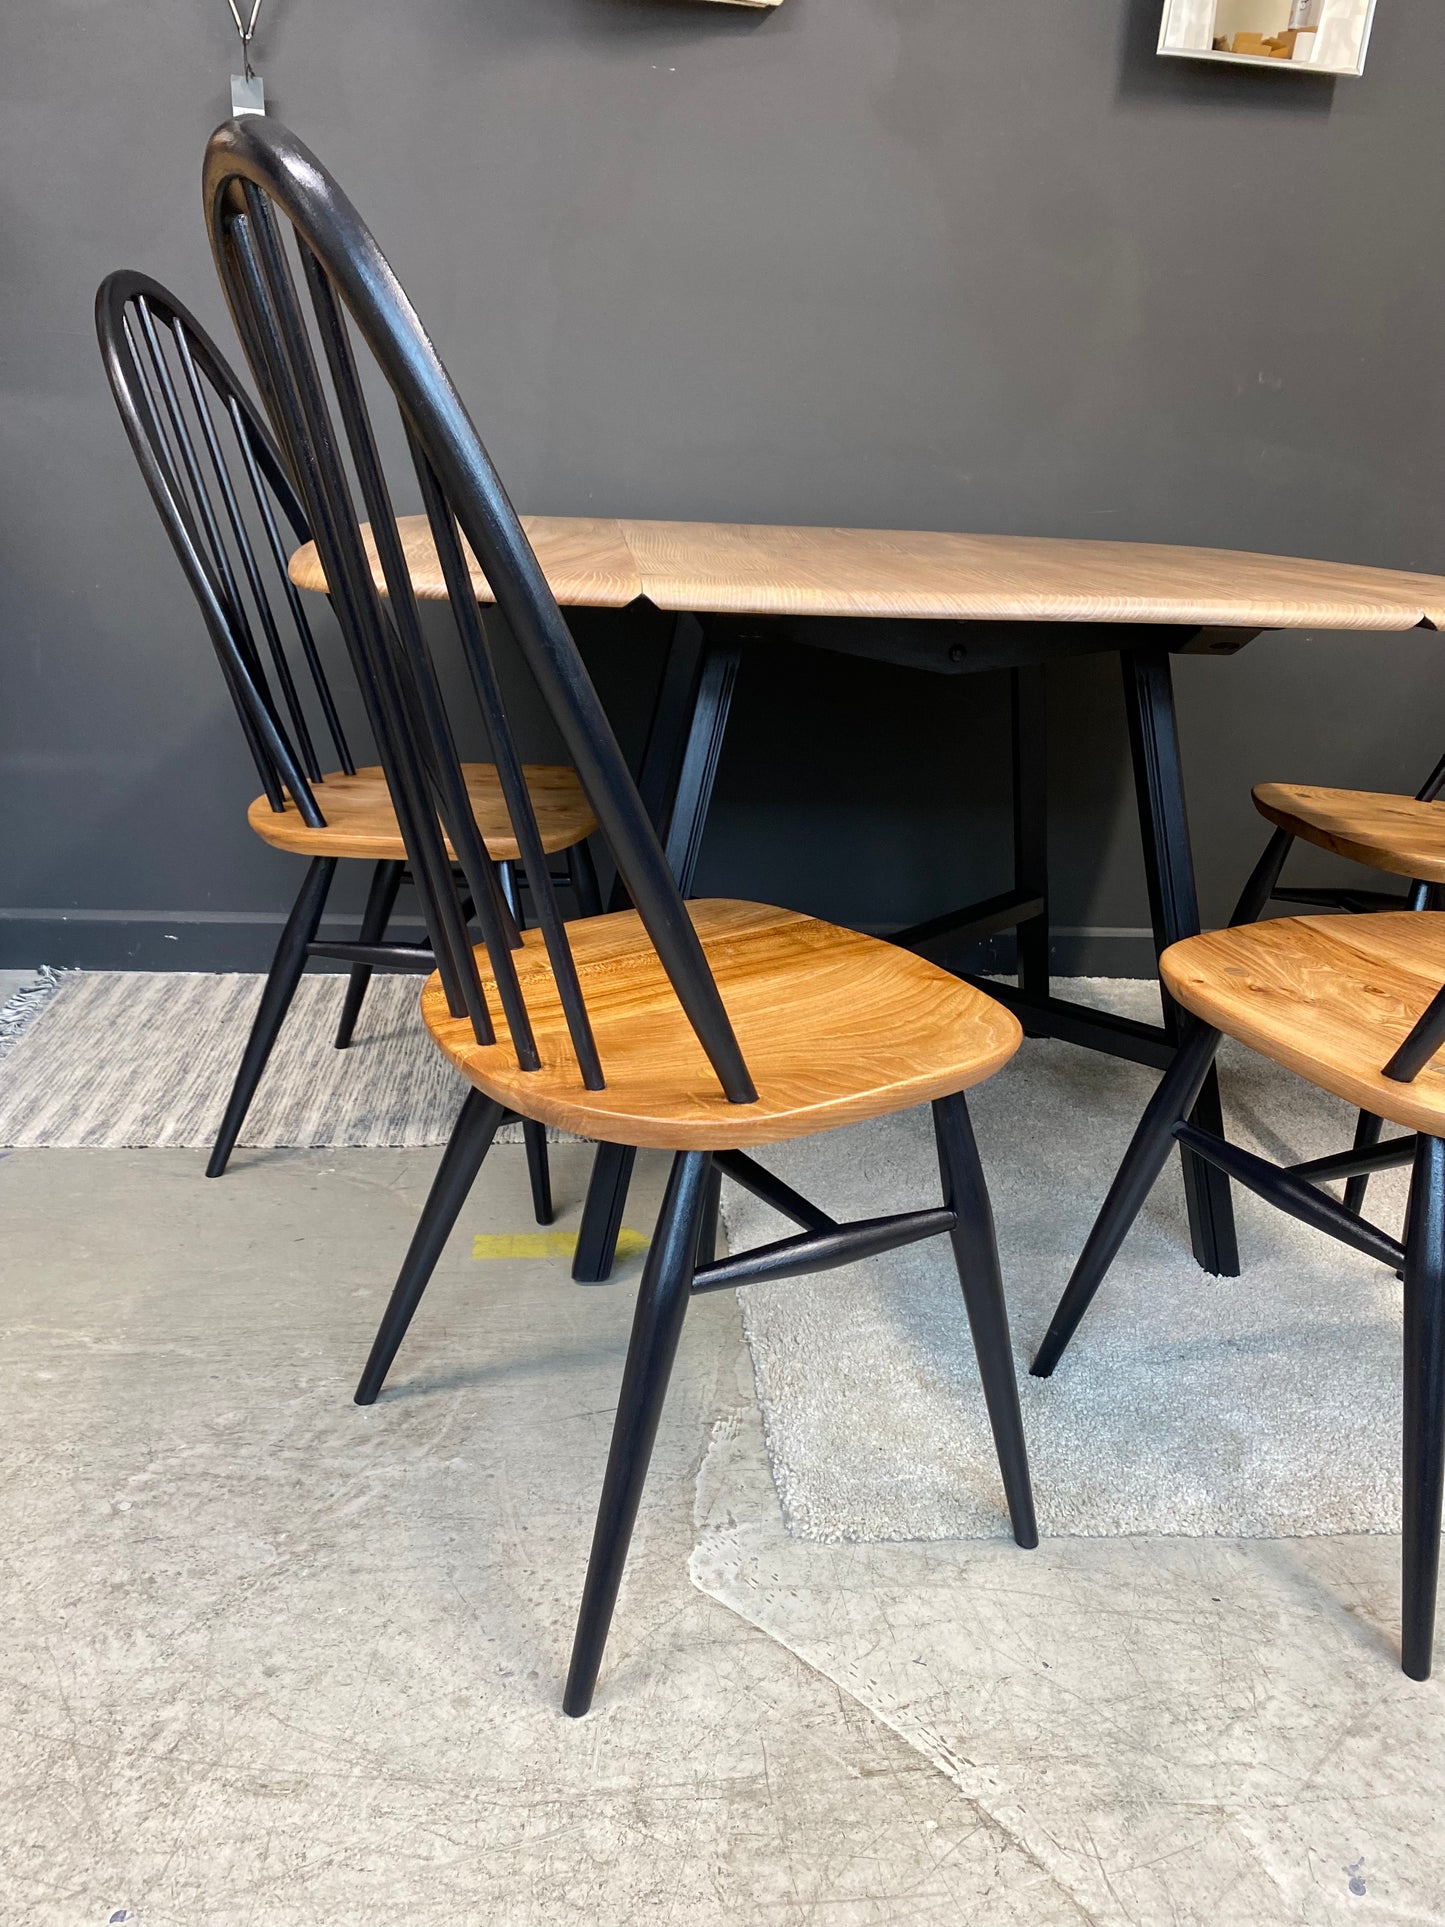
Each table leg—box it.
[1011,665,1050,998]
[607,614,741,906]
[663,633,742,893]
[572,1141,638,1284]
[1120,644,1240,1277]
[576,616,743,1283]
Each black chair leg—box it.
[1343,1109,1386,1217]
[570,839,603,918]
[335,858,404,1048]
[1402,1134,1445,1680]
[1032,1017,1223,1377]
[497,859,521,923]
[207,856,337,1178]
[696,1162,722,1267]
[573,1141,637,1283]
[933,1092,1038,1547]
[564,1149,711,1716]
[523,1118,554,1226]
[354,1089,505,1404]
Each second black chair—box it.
[97,271,602,1211]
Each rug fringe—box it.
[0,967,73,1065]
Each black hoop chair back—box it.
[95,270,354,826]
[201,116,755,1106]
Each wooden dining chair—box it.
[201,113,1038,1714]
[1031,909,1445,1679]
[1229,768,1445,1217]
[96,271,602,1214]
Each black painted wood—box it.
[1011,665,1050,997]
[565,1149,712,1716]
[335,859,404,1048]
[206,854,336,1178]
[572,1142,637,1286]
[353,1088,506,1406]
[933,1090,1038,1547]
[1402,1134,1445,1679]
[1032,1018,1224,1378]
[576,624,744,1280]
[690,1208,957,1293]
[1120,644,1239,1277]
[1173,1121,1404,1270]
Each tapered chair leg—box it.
[1343,1110,1386,1218]
[933,1092,1038,1547]
[1032,1017,1223,1377]
[354,1089,505,1405]
[1402,1134,1445,1680]
[207,856,337,1178]
[696,1162,723,1268]
[573,1141,637,1283]
[335,858,404,1049]
[564,1150,712,1717]
[523,1119,554,1226]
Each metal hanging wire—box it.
[226,0,265,81]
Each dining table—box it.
[289,516,1445,1283]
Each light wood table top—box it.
[288,515,1445,631]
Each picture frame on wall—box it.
[1158,0,1378,75]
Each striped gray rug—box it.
[0,970,554,1149]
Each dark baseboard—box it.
[0,911,426,973]
[0,910,1161,977]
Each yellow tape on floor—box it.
[471,1228,651,1262]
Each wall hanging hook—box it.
[227,0,267,115]
[226,0,264,78]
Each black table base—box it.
[573,610,1257,1283]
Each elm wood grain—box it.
[420,898,1024,1149]
[1253,783,1445,884]
[616,523,1445,629]
[247,763,598,862]
[1161,911,1445,1135]
[287,515,643,607]
[289,515,1445,630]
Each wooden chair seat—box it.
[1253,783,1445,883]
[1161,911,1445,1135]
[248,763,597,863]
[421,898,1023,1148]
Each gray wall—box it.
[3,0,1443,972]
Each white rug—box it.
[0,970,558,1149]
[722,982,1412,1541]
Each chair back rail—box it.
[1417,753,1445,805]
[201,115,757,1103]
[96,270,355,826]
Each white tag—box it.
[231,72,266,116]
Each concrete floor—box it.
[3,1136,1441,1922]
